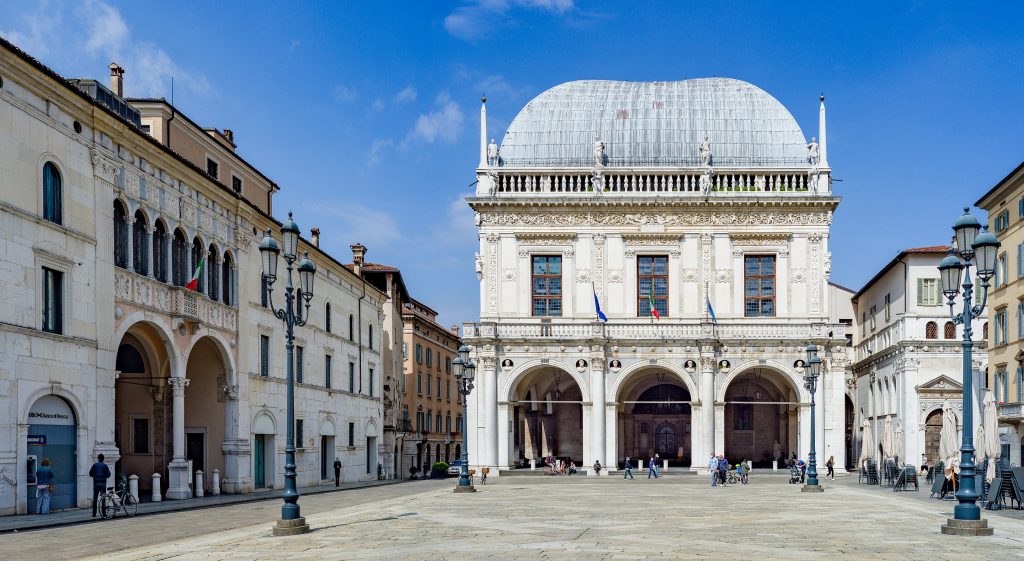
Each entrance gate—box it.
[26,395,77,512]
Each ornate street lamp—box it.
[261,212,317,536]
[453,344,476,493]
[802,343,823,492]
[938,208,997,536]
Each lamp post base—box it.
[272,517,310,536]
[940,518,993,536]
[453,485,477,493]
[801,484,824,493]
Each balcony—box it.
[852,316,984,364]
[463,319,844,344]
[114,269,238,333]
[998,402,1024,422]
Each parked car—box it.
[447,460,465,477]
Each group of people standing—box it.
[32,454,112,516]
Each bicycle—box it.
[726,470,749,485]
[99,474,137,519]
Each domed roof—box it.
[498,78,810,168]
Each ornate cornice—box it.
[623,234,683,246]
[482,210,831,227]
[515,233,577,245]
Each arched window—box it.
[42,162,62,224]
[221,251,233,305]
[944,321,956,339]
[133,210,148,275]
[325,302,332,333]
[113,201,128,268]
[153,220,167,282]
[191,237,204,292]
[436,413,442,433]
[369,325,374,349]
[983,322,989,340]
[207,244,219,300]
[925,321,938,340]
[172,229,188,286]
[349,314,354,341]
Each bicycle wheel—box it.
[100,494,115,520]
[123,493,138,517]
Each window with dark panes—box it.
[133,211,148,275]
[348,422,355,447]
[232,175,242,193]
[42,267,63,334]
[325,354,332,389]
[734,401,753,430]
[113,201,128,268]
[744,255,776,317]
[43,162,62,224]
[132,418,149,454]
[260,335,270,376]
[637,255,668,317]
[153,221,167,282]
[206,157,218,179]
[531,255,562,317]
[296,345,304,383]
[349,362,355,392]
[296,419,304,448]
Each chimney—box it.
[109,63,125,97]
[451,325,460,337]
[310,227,320,248]
[350,243,367,276]
[223,129,234,144]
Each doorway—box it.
[321,436,335,481]
[186,432,205,491]
[254,435,266,488]
[655,423,678,458]
[26,395,77,512]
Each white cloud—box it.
[393,85,417,104]
[370,97,386,112]
[332,84,358,103]
[367,138,393,166]
[1,3,64,58]
[444,0,574,40]
[82,0,128,54]
[407,92,464,144]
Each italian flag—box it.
[185,256,204,291]
[648,290,660,320]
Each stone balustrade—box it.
[464,319,843,343]
[114,269,238,333]
[486,167,827,196]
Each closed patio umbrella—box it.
[983,391,1000,483]
[882,415,895,460]
[859,419,874,469]
[894,421,904,463]
[939,402,960,480]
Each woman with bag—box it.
[35,458,54,514]
[825,456,836,481]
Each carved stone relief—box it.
[480,211,832,227]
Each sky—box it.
[3,1,1023,325]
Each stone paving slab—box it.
[7,473,1024,560]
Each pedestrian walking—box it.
[708,454,718,487]
[89,454,111,517]
[826,455,835,480]
[647,456,658,479]
[717,455,729,486]
[35,458,54,514]
[333,458,342,487]
[623,457,634,480]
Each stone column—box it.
[220,381,251,493]
[483,357,498,471]
[145,224,155,277]
[700,354,715,458]
[184,241,193,286]
[605,401,618,468]
[125,213,134,271]
[497,403,510,469]
[166,376,191,500]
[590,364,606,470]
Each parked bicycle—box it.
[99,474,137,519]
[727,468,749,485]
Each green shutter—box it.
[917,279,925,306]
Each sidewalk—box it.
[1,478,412,534]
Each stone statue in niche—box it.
[807,137,819,166]
[699,135,712,167]
[474,252,484,280]
[593,138,605,167]
[773,440,782,461]
[487,138,499,166]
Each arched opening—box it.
[617,369,692,467]
[133,210,148,276]
[172,229,188,286]
[926,321,938,340]
[42,161,62,224]
[923,409,943,465]
[113,200,128,268]
[221,251,233,305]
[26,395,77,512]
[206,244,220,301]
[510,367,584,467]
[723,368,800,467]
[845,395,855,469]
[190,237,204,293]
[944,321,956,339]
[252,412,275,489]
[114,323,174,495]
[183,337,228,493]
[153,220,168,282]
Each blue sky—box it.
[3,1,1023,324]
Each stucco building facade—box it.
[463,79,850,475]
[0,38,387,515]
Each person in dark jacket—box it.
[89,454,111,517]
[35,458,55,514]
[333,459,342,487]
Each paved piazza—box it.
[5,475,1024,560]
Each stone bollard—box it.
[128,474,139,502]
[773,460,778,472]
[530,459,536,471]
[195,470,204,498]
[663,460,669,472]
[152,473,162,502]
[212,469,221,496]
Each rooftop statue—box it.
[593,138,605,167]
[699,135,712,167]
[487,138,499,166]
[699,170,712,196]
[807,137,819,166]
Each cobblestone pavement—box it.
[7,473,1024,561]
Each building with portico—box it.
[462,79,850,475]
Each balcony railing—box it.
[998,402,1024,420]
[114,269,238,333]
[463,319,843,343]
[853,316,985,363]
